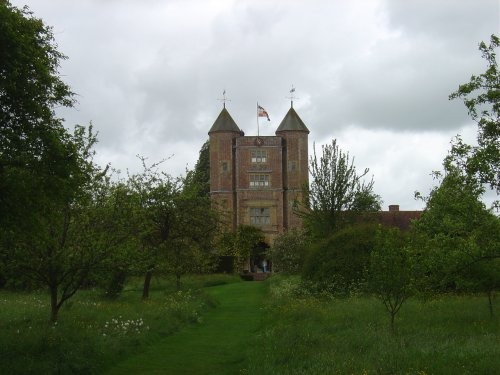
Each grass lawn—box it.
[246,276,499,375]
[2,274,497,374]
[105,281,266,374]
[0,274,240,374]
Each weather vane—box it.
[218,89,231,108]
[286,85,299,107]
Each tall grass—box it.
[0,274,240,374]
[247,276,499,375]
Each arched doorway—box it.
[250,240,270,273]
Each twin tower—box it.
[208,104,310,243]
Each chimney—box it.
[388,205,400,212]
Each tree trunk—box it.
[488,291,494,318]
[50,285,59,323]
[142,270,153,300]
[390,311,395,333]
[176,273,181,291]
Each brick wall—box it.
[209,126,309,244]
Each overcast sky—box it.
[11,0,499,209]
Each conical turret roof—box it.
[208,107,241,134]
[276,107,309,133]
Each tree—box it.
[0,2,74,118]
[129,157,220,296]
[368,226,412,331]
[94,180,143,298]
[0,4,119,321]
[448,34,499,196]
[164,182,219,290]
[127,158,180,299]
[409,35,500,317]
[411,168,500,315]
[7,125,110,322]
[269,229,310,274]
[184,140,210,197]
[0,2,75,233]
[300,139,381,237]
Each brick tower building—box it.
[208,103,310,244]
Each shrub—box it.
[268,229,310,274]
[302,224,377,295]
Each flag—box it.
[258,105,270,121]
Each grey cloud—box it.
[385,0,499,40]
[8,0,499,209]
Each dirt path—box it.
[105,281,266,375]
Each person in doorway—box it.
[262,259,268,273]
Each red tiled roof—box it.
[366,211,422,231]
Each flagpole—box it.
[257,102,260,137]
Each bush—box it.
[302,224,377,295]
[268,229,310,274]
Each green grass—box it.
[105,280,267,374]
[2,274,496,374]
[0,274,241,374]
[123,273,242,292]
[246,276,500,375]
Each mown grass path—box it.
[105,281,266,375]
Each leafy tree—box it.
[0,2,75,233]
[300,139,381,238]
[268,229,310,274]
[368,226,412,331]
[0,4,120,321]
[94,180,143,298]
[184,140,210,197]
[6,125,110,322]
[127,158,180,299]
[129,157,219,295]
[448,34,499,196]
[164,182,219,290]
[302,224,377,295]
[350,189,383,212]
[411,168,500,315]
[0,2,74,118]
[409,35,500,317]
[457,253,500,317]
